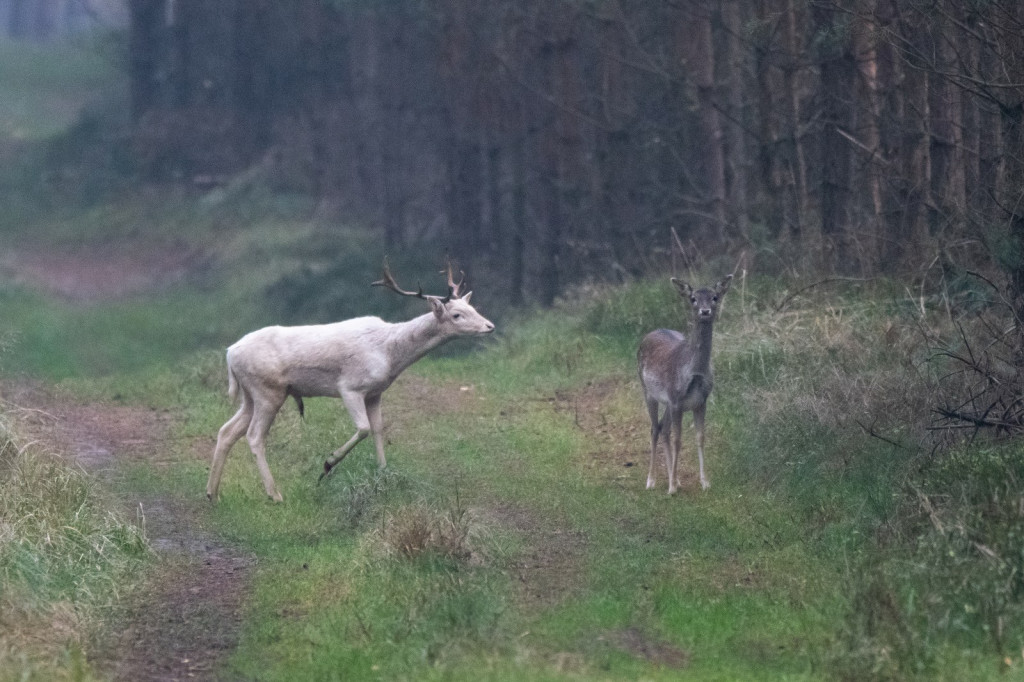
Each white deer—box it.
[205,261,495,502]
[637,274,731,494]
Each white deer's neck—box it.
[384,312,450,376]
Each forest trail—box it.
[4,249,249,680]
[0,243,205,302]
[8,381,251,681]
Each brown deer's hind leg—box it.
[667,406,684,495]
[646,399,662,490]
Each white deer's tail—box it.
[227,363,240,402]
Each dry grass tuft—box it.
[376,500,476,562]
[719,282,936,449]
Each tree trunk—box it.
[679,2,726,244]
[128,0,164,120]
[721,0,749,242]
[814,4,857,271]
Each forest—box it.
[121,0,1024,308]
[2,1,1024,679]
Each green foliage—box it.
[0,36,122,141]
[836,445,1024,679]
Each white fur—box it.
[206,296,494,502]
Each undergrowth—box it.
[0,410,148,681]
[582,270,1024,678]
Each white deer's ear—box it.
[461,291,472,303]
[429,297,445,319]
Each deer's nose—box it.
[698,308,713,317]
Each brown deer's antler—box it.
[372,258,456,302]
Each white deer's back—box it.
[228,316,395,397]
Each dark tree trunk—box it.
[814,4,857,271]
[128,0,164,120]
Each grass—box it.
[80,271,962,679]
[7,223,1024,679]
[3,33,1024,682]
[8,246,1024,679]
[0,413,148,681]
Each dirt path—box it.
[7,382,253,681]
[1,244,206,303]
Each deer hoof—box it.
[700,479,710,491]
[318,461,333,483]
[271,491,284,503]
[645,477,655,490]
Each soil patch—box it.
[480,501,588,609]
[5,381,253,681]
[551,377,712,493]
[549,377,647,480]
[1,244,206,303]
[603,627,690,669]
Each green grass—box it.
[0,415,148,681]
[75,274,923,679]
[2,33,1023,682]
[7,256,1022,679]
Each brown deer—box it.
[206,260,494,502]
[637,274,732,494]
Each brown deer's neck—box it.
[688,318,716,376]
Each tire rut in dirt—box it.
[6,382,253,681]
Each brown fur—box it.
[637,275,731,493]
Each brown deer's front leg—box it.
[693,403,709,491]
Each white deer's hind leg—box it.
[206,391,254,501]
[320,391,370,479]
[246,393,286,502]
[646,399,662,490]
[693,404,709,491]
[365,395,387,469]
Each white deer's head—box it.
[374,258,494,336]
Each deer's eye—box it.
[690,297,697,304]
[712,296,718,303]
[453,313,462,320]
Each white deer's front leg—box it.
[365,395,387,469]
[320,391,371,481]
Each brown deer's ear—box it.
[670,278,693,298]
[715,274,733,296]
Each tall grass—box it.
[0,411,148,681]
[564,271,1024,678]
